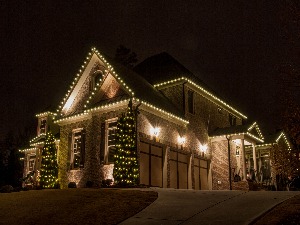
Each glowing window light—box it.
[150,127,160,137]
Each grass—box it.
[253,194,300,225]
[0,188,157,225]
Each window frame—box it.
[105,118,118,164]
[70,128,83,170]
[27,153,36,172]
[187,90,195,114]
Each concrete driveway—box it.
[120,188,299,225]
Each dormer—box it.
[36,112,58,136]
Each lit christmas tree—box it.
[113,99,139,186]
[40,131,58,188]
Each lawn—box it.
[0,189,158,225]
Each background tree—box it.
[114,45,138,68]
[270,142,300,190]
[0,131,23,187]
[278,0,300,167]
[40,131,58,188]
[113,100,139,186]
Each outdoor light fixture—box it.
[178,136,186,145]
[200,144,208,157]
[150,127,160,137]
[200,144,207,152]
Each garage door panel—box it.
[200,168,208,190]
[170,161,177,188]
[178,153,188,163]
[200,160,207,168]
[170,151,177,160]
[140,142,150,153]
[194,166,200,190]
[140,153,149,185]
[152,146,162,157]
[178,162,188,189]
[151,156,162,187]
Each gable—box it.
[276,132,291,150]
[86,73,130,109]
[58,52,107,116]
[247,122,264,141]
[55,47,187,125]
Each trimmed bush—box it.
[0,185,14,193]
[68,182,77,188]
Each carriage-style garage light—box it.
[178,136,186,145]
[200,144,208,153]
[150,127,160,137]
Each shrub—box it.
[0,185,14,193]
[68,182,77,188]
[86,181,94,188]
[101,179,113,188]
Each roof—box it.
[134,52,247,119]
[103,56,186,119]
[56,48,187,122]
[134,52,214,92]
[209,124,250,137]
[209,121,264,143]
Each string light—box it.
[209,132,264,143]
[276,132,291,150]
[154,77,247,119]
[247,122,264,140]
[35,112,57,118]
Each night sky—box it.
[0,1,298,137]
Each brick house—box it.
[20,47,290,190]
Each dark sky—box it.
[0,1,297,137]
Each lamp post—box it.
[226,135,232,190]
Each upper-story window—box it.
[40,119,47,134]
[188,90,195,114]
[229,114,236,126]
[105,118,118,164]
[91,70,103,90]
[70,129,85,169]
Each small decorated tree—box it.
[40,131,58,188]
[113,99,139,186]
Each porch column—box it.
[252,143,257,172]
[241,139,247,181]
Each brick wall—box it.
[211,140,238,190]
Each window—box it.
[91,70,103,90]
[28,154,36,172]
[188,90,194,114]
[40,119,46,134]
[71,129,85,169]
[229,114,236,126]
[106,119,118,164]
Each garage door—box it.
[170,149,189,189]
[139,141,163,187]
[194,157,208,190]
